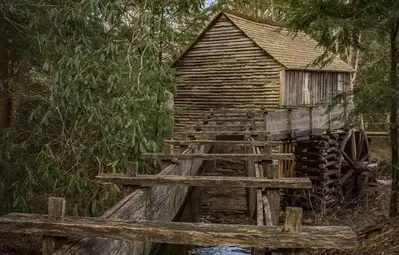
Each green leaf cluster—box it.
[0,0,206,215]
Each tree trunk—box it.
[0,84,11,130]
[154,7,164,138]
[0,36,11,131]
[389,21,399,217]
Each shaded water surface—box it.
[157,142,253,255]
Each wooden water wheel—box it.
[293,128,372,210]
[337,128,371,201]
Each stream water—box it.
[156,143,253,255]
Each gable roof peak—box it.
[173,11,354,72]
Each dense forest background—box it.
[0,0,398,217]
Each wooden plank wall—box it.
[173,14,283,137]
[207,105,345,140]
[284,71,351,106]
[57,145,210,255]
[279,142,295,177]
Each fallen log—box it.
[0,213,358,249]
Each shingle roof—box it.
[224,12,353,72]
[173,12,354,72]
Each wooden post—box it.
[247,160,256,218]
[309,106,313,135]
[343,93,348,126]
[127,162,138,177]
[287,108,292,138]
[42,197,66,255]
[250,112,256,131]
[264,144,272,155]
[262,161,280,225]
[283,207,302,232]
[280,143,284,178]
[163,144,175,167]
[125,161,138,196]
[163,144,174,155]
[279,207,304,255]
[263,109,268,141]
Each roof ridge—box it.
[172,11,354,72]
[222,12,288,69]
[222,10,282,28]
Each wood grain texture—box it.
[164,139,282,146]
[262,161,281,225]
[95,174,311,189]
[283,207,303,233]
[55,145,209,255]
[174,130,269,136]
[43,197,66,255]
[173,13,283,136]
[0,213,358,249]
[142,153,295,161]
[175,105,346,141]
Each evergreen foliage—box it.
[0,0,207,215]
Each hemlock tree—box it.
[0,0,206,215]
[278,0,399,216]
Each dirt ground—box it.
[313,137,398,255]
[311,181,398,255]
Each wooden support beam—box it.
[263,194,273,227]
[124,162,138,196]
[280,207,305,255]
[174,130,268,136]
[332,130,389,137]
[193,124,249,130]
[309,106,313,135]
[0,213,358,249]
[365,131,389,137]
[262,110,269,141]
[95,174,312,189]
[127,162,138,177]
[287,108,292,137]
[263,161,280,225]
[42,197,66,255]
[254,162,266,255]
[142,153,295,161]
[164,140,282,147]
[163,144,174,155]
[283,207,303,233]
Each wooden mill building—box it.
[172,12,354,136]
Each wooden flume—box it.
[0,107,360,255]
[95,174,312,189]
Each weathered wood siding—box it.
[266,105,346,140]
[174,14,283,137]
[283,71,351,106]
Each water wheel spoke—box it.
[339,169,356,185]
[341,151,356,167]
[363,134,371,161]
[350,131,357,162]
[340,129,353,151]
[357,131,364,161]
